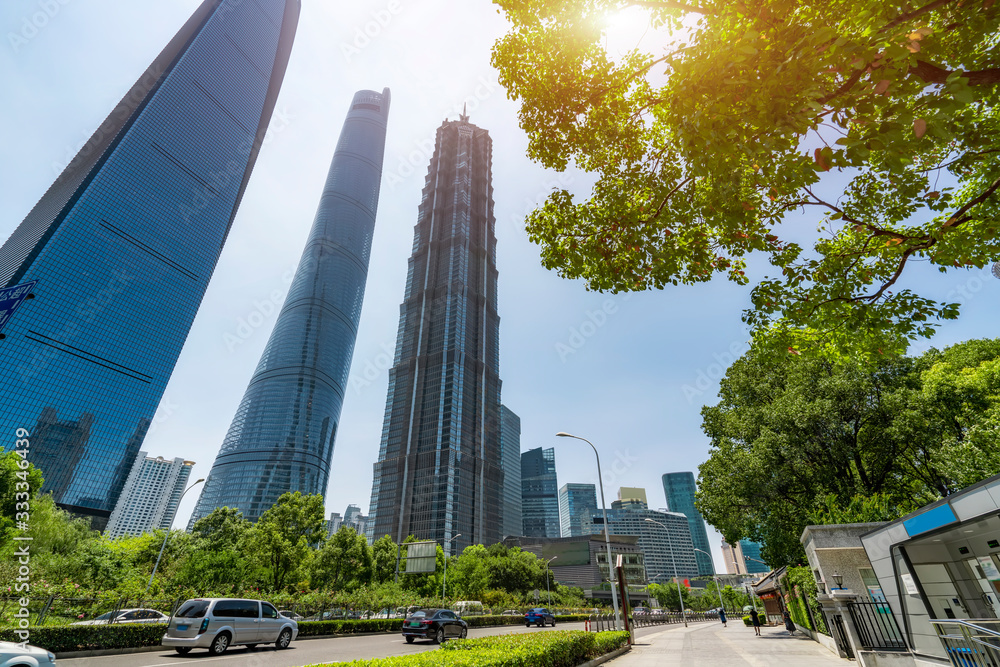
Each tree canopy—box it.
[492,0,1000,356]
[696,338,1000,564]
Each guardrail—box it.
[588,611,718,631]
[930,619,1000,666]
[846,601,906,651]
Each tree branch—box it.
[911,59,1000,85]
[943,174,1000,228]
[881,0,962,33]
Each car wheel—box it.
[525,622,530,627]
[435,627,445,644]
[460,627,468,639]
[174,647,192,655]
[276,628,292,650]
[551,618,556,627]
[209,633,230,655]
[405,636,415,643]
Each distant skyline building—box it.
[662,472,715,576]
[722,539,769,574]
[0,0,299,528]
[521,447,559,538]
[191,88,391,525]
[619,487,648,505]
[499,405,522,539]
[344,504,362,528]
[105,453,194,539]
[559,483,598,538]
[591,507,697,583]
[366,112,503,553]
[325,512,343,538]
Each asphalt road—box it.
[58,620,613,667]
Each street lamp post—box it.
[693,548,725,613]
[145,478,204,595]
[442,534,462,604]
[645,518,687,627]
[545,556,558,606]
[556,432,622,631]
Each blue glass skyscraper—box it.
[522,447,560,538]
[190,89,391,524]
[662,471,716,576]
[0,0,299,528]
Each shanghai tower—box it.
[0,0,299,528]
[191,89,392,524]
[367,112,503,553]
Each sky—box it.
[1,0,997,574]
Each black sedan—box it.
[401,608,469,644]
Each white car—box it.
[71,608,168,625]
[0,641,57,666]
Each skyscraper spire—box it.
[460,102,469,123]
[190,89,391,525]
[367,115,503,553]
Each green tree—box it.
[0,450,44,546]
[247,492,325,592]
[649,581,692,611]
[310,526,374,591]
[697,338,1000,563]
[371,534,399,584]
[492,0,1000,357]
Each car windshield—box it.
[93,611,116,621]
[175,601,210,618]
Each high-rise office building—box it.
[0,0,299,528]
[191,88,391,524]
[500,405,522,539]
[521,447,559,538]
[559,483,598,537]
[325,512,343,538]
[662,472,715,576]
[105,453,195,538]
[591,507,697,583]
[366,112,503,553]
[721,538,769,574]
[344,504,362,528]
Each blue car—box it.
[524,607,556,627]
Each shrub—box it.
[312,630,630,666]
[0,623,166,654]
[742,615,752,626]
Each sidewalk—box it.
[606,621,850,667]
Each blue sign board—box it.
[902,502,957,537]
[0,280,37,335]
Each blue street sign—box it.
[0,280,37,335]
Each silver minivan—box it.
[161,598,298,655]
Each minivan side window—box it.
[212,601,240,617]
[262,603,278,619]
[236,600,259,618]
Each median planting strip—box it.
[308,630,631,666]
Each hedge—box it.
[310,630,631,666]
[0,615,595,653]
[0,623,167,654]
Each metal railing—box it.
[847,601,906,651]
[930,619,1000,666]
[587,610,717,631]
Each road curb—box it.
[578,644,632,666]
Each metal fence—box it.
[930,619,1000,667]
[846,601,906,651]
[588,610,718,632]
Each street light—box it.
[693,548,725,613]
[442,534,462,604]
[145,478,204,595]
[545,556,558,606]
[556,432,622,631]
[645,518,687,627]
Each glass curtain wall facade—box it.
[190,89,391,524]
[591,507,698,583]
[500,404,522,539]
[0,0,299,527]
[662,472,715,575]
[522,447,559,538]
[366,114,503,553]
[559,483,598,538]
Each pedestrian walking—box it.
[719,608,727,627]
[750,609,761,636]
[783,610,795,634]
